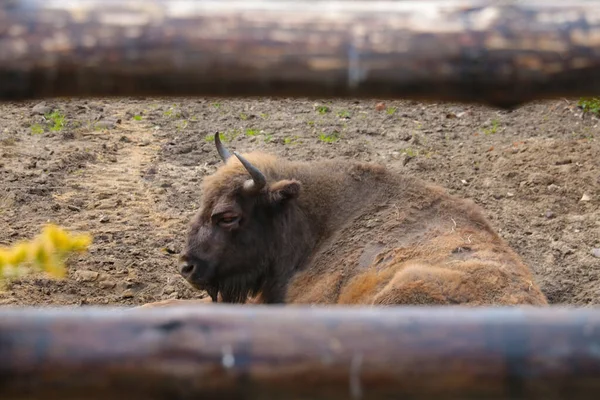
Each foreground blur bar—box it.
[2,1,600,107]
[1,305,600,400]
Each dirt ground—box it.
[0,96,598,307]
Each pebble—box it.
[121,289,135,299]
[401,154,412,166]
[75,270,99,282]
[162,285,177,295]
[555,159,572,166]
[592,249,600,259]
[95,120,117,130]
[580,193,591,202]
[99,280,116,289]
[375,102,386,111]
[545,211,556,219]
[164,245,177,254]
[31,102,53,115]
[99,215,110,223]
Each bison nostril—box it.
[179,263,195,277]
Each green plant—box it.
[337,110,351,118]
[483,119,500,135]
[212,102,221,108]
[133,115,142,121]
[284,136,300,145]
[264,134,273,143]
[386,107,398,115]
[30,124,44,135]
[205,129,240,143]
[319,131,340,143]
[317,106,330,114]
[164,107,183,119]
[245,128,259,136]
[578,97,600,115]
[240,113,249,121]
[45,111,65,132]
[176,120,189,131]
[402,148,418,157]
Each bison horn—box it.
[214,132,232,162]
[233,151,267,191]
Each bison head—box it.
[178,133,310,303]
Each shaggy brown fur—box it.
[172,137,547,307]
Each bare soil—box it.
[0,97,598,307]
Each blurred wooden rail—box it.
[1,0,600,107]
[1,305,600,400]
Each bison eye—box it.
[216,213,241,228]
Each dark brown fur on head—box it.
[179,133,314,303]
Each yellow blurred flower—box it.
[44,224,71,251]
[8,243,29,266]
[0,224,92,282]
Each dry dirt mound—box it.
[0,97,598,306]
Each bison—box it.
[154,132,547,307]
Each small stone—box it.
[31,102,53,115]
[99,280,116,289]
[580,193,591,202]
[99,215,110,223]
[555,159,572,166]
[164,245,177,254]
[592,248,600,258]
[375,102,386,111]
[545,211,556,219]
[67,205,81,212]
[507,192,515,197]
[162,285,176,295]
[95,120,117,130]
[121,289,135,299]
[75,270,99,282]
[547,184,560,192]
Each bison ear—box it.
[268,179,301,203]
